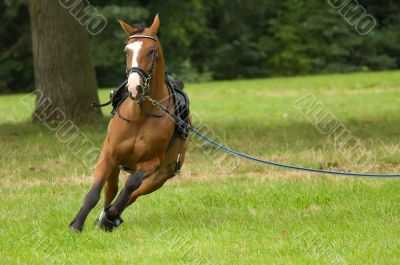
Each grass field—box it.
[1,71,400,264]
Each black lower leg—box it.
[69,183,103,231]
[107,171,143,217]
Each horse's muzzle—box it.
[128,85,143,101]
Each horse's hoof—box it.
[69,222,83,232]
[97,211,123,232]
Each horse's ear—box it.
[149,14,160,35]
[119,20,136,35]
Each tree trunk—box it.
[29,0,102,123]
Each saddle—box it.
[105,74,190,140]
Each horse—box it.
[69,14,190,232]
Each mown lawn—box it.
[1,71,400,264]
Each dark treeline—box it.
[1,0,400,93]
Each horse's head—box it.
[119,15,160,101]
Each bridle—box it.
[91,33,163,122]
[110,33,164,122]
[125,34,158,102]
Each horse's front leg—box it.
[99,159,160,231]
[69,152,117,232]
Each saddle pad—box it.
[166,74,191,139]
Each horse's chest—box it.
[115,135,148,161]
[107,116,174,167]
[114,132,165,164]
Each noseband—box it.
[126,34,158,101]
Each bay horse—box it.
[69,14,190,232]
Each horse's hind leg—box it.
[98,170,142,231]
[100,168,173,231]
[99,159,160,230]
[124,140,187,207]
[69,153,117,232]
[124,167,174,208]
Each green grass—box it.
[1,71,400,264]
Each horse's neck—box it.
[147,47,168,102]
[148,66,167,101]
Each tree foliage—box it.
[1,0,400,93]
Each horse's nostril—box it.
[136,85,143,94]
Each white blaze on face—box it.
[126,41,143,97]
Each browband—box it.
[128,34,158,41]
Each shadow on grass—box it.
[0,118,109,139]
[1,115,399,149]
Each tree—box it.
[2,0,398,94]
[29,0,101,123]
[0,1,34,93]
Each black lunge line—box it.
[145,95,400,178]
